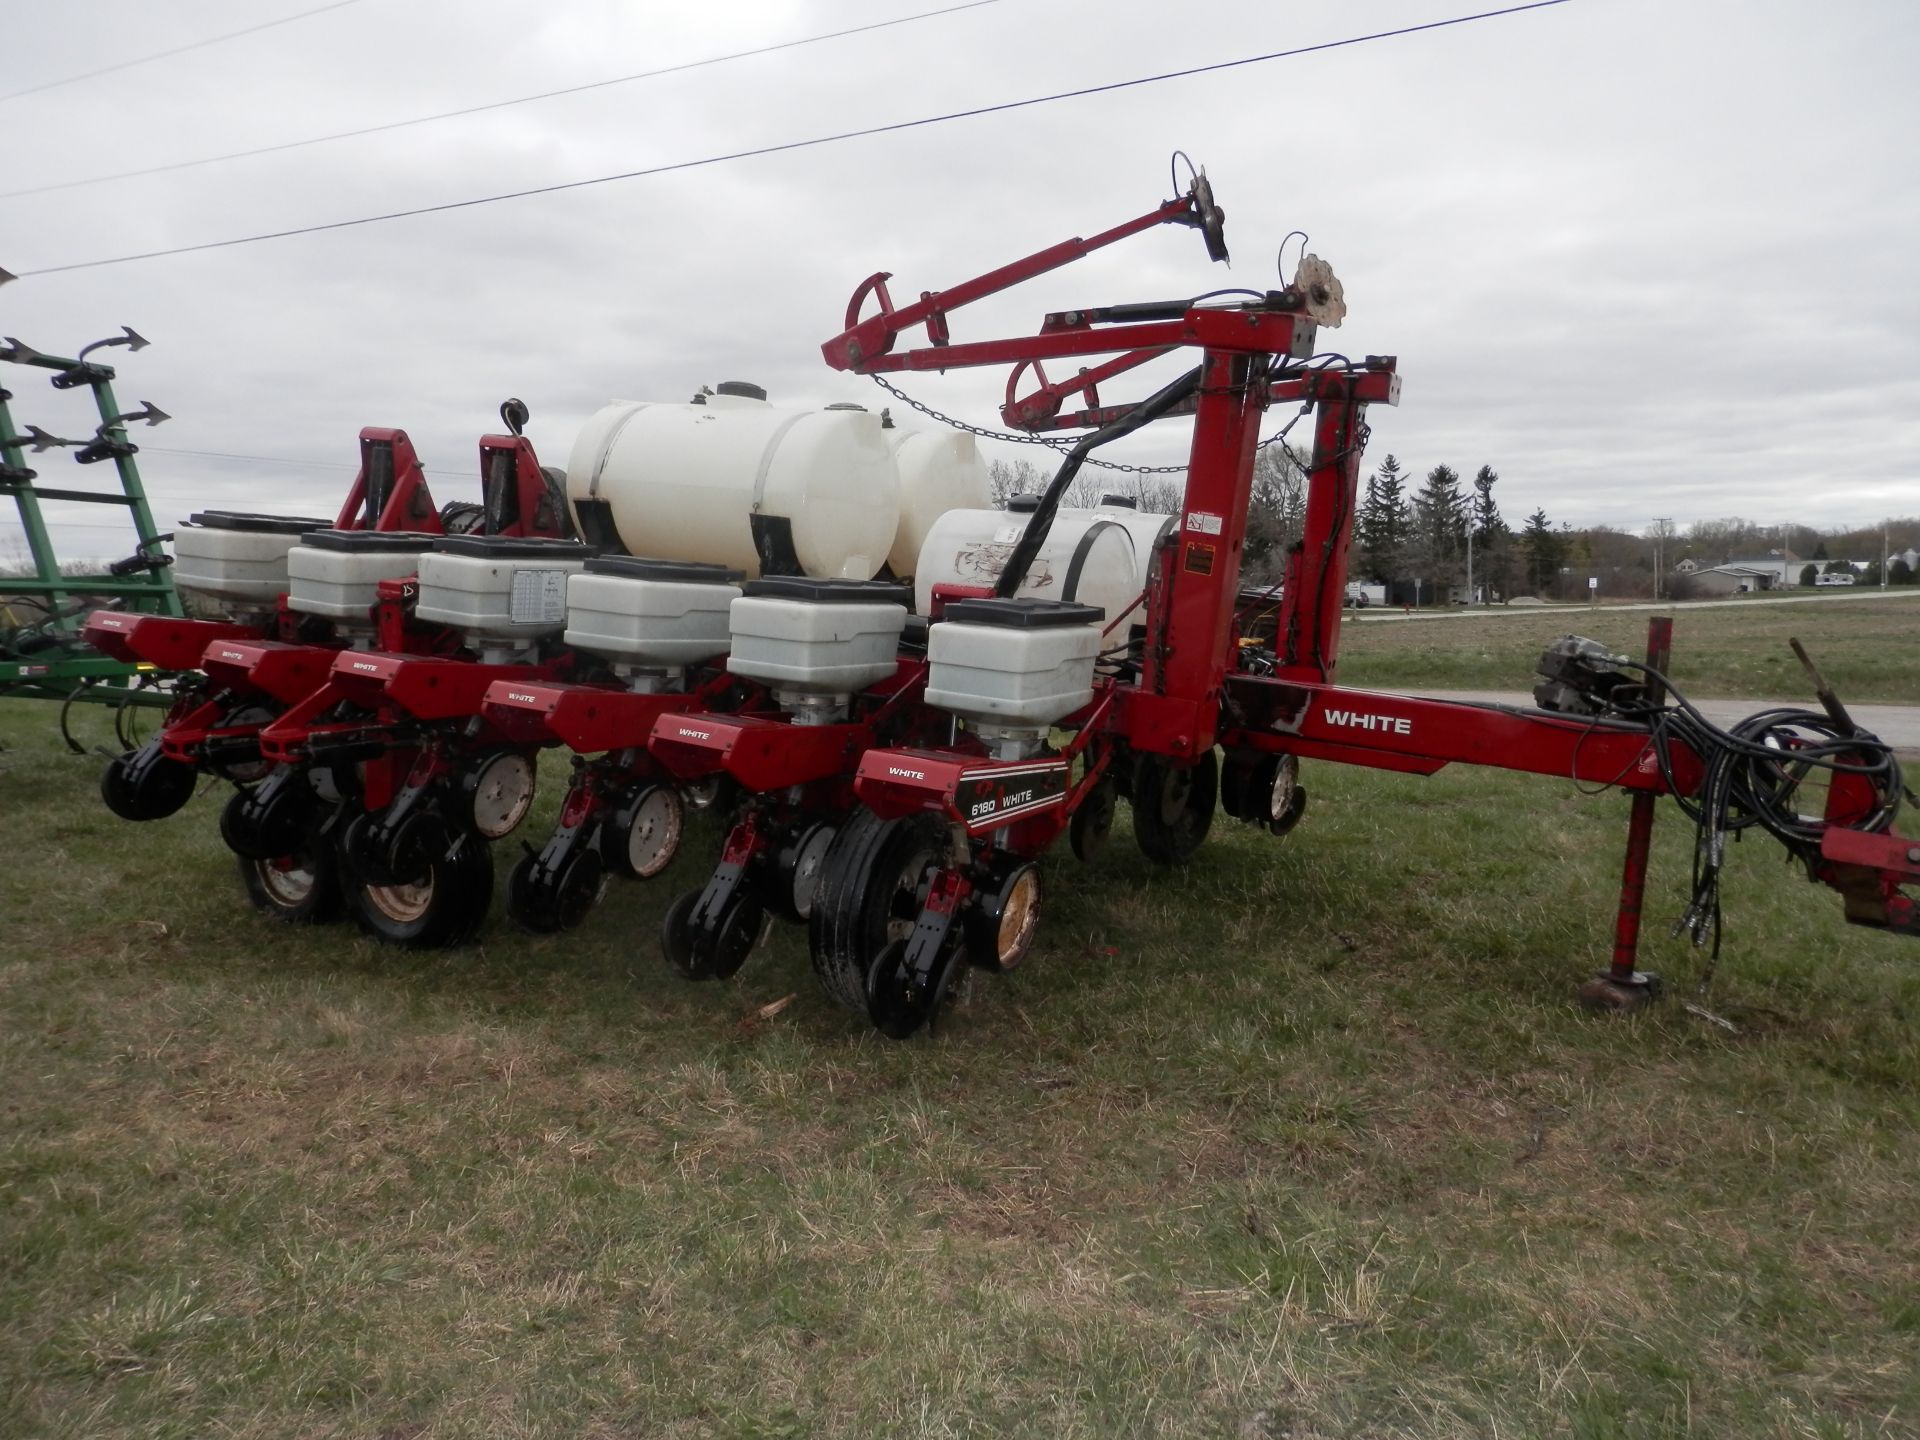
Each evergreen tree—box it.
[1470,465,1506,541]
[1412,463,1468,594]
[1799,563,1819,587]
[1891,558,1915,585]
[1521,507,1563,595]
[1470,464,1512,601]
[1354,454,1408,584]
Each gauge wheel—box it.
[808,810,945,1011]
[347,835,494,948]
[772,820,838,923]
[604,784,684,880]
[1130,749,1218,865]
[463,750,537,841]
[237,837,340,925]
[965,862,1042,971]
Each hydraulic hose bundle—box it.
[1618,668,1906,960]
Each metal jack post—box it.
[1578,616,1672,1012]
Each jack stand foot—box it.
[1577,971,1662,1013]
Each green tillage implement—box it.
[0,329,182,748]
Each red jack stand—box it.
[1578,616,1672,1013]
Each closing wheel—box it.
[237,831,341,925]
[100,740,197,822]
[508,846,608,934]
[706,894,767,980]
[659,890,703,977]
[462,750,537,840]
[660,889,768,981]
[808,810,945,1011]
[221,769,315,860]
[865,935,964,1041]
[604,783,684,880]
[347,835,494,948]
[1130,750,1218,865]
[1069,779,1116,862]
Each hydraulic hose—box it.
[995,365,1202,599]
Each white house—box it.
[1685,564,1777,596]
[1720,550,1803,587]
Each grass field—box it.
[1336,595,1920,703]
[3,685,1918,1438]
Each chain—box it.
[867,373,1311,476]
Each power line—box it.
[0,0,365,105]
[2,0,1006,201]
[142,446,342,470]
[9,2,1573,282]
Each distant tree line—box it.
[986,452,1919,601]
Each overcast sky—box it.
[4,0,1916,562]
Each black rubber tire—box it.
[236,841,340,925]
[807,810,945,1012]
[99,743,196,822]
[346,836,494,949]
[1130,749,1219,866]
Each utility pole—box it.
[1884,517,1891,590]
[1651,517,1673,601]
[1466,525,1475,607]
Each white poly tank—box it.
[914,508,1137,626]
[287,531,437,622]
[563,556,742,668]
[414,536,593,645]
[925,598,1103,730]
[1092,501,1176,582]
[173,511,332,614]
[566,386,898,581]
[726,578,912,696]
[884,426,991,576]
[1090,501,1176,627]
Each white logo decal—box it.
[1323,707,1412,736]
[678,727,711,741]
[506,691,539,703]
[887,766,928,780]
[350,660,381,673]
